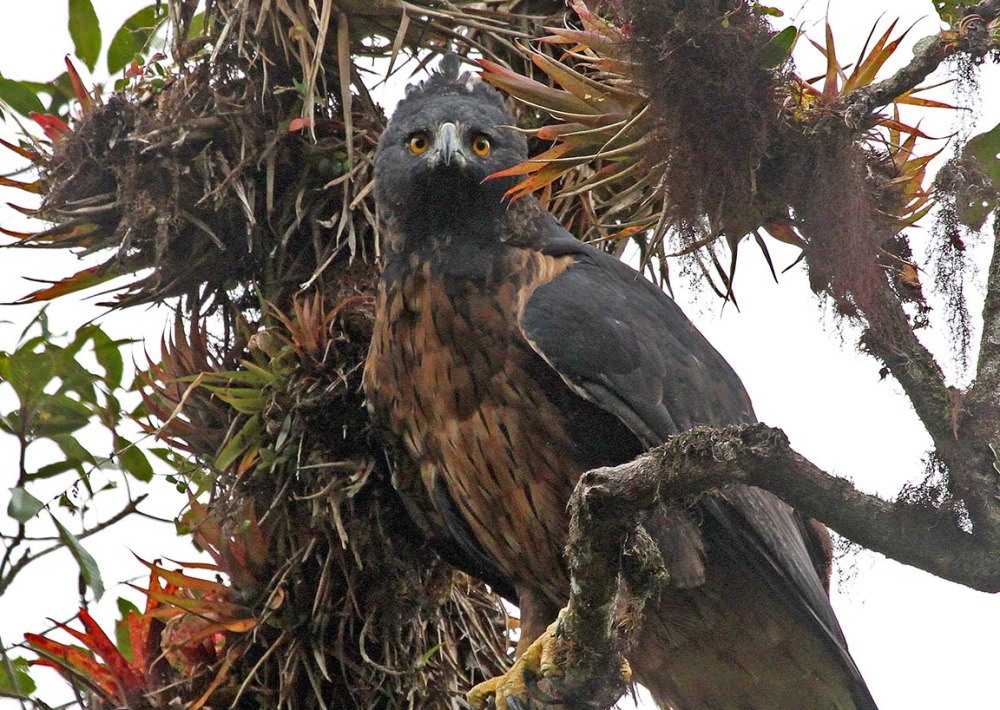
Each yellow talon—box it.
[467,614,633,709]
[467,619,561,710]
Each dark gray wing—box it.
[519,234,877,709]
[522,242,755,438]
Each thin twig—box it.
[0,495,148,596]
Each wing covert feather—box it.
[520,248,755,440]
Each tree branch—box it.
[858,281,961,462]
[973,222,1000,410]
[839,0,1000,130]
[544,476,666,708]
[571,424,1000,594]
[547,422,1000,707]
[0,495,148,597]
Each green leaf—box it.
[33,393,93,436]
[758,26,799,70]
[87,325,126,389]
[187,12,207,40]
[52,433,97,466]
[957,123,1000,230]
[28,460,83,480]
[0,657,36,697]
[33,72,77,116]
[115,598,141,661]
[107,5,166,75]
[116,437,154,482]
[932,0,975,23]
[53,517,104,600]
[0,347,54,407]
[215,414,262,471]
[7,487,45,523]
[965,121,1000,188]
[0,78,45,117]
[68,0,101,72]
[752,3,784,17]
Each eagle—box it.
[363,55,877,710]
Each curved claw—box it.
[467,620,562,710]
[467,615,632,710]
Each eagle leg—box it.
[467,614,632,710]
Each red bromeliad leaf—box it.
[0,226,35,239]
[25,609,145,705]
[477,59,599,116]
[0,136,42,161]
[64,610,144,695]
[489,142,577,179]
[136,557,226,595]
[64,56,93,113]
[504,161,579,201]
[0,175,43,193]
[877,116,933,140]
[140,589,248,620]
[896,92,955,109]
[185,498,224,565]
[24,632,120,698]
[29,221,99,246]
[5,202,40,216]
[763,219,806,248]
[844,20,903,93]
[535,122,592,141]
[131,557,256,632]
[124,610,154,679]
[529,52,612,110]
[15,262,120,303]
[29,112,70,141]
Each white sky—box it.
[1,1,999,709]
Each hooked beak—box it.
[433,122,466,167]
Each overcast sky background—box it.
[1,1,999,708]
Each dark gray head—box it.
[374,55,528,243]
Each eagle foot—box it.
[467,616,632,710]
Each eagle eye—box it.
[409,133,430,154]
[472,134,491,157]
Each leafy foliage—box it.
[0,313,157,600]
[934,0,982,23]
[68,0,102,72]
[107,5,169,75]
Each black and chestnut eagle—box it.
[364,55,877,710]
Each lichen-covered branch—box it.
[566,424,1000,596]
[546,472,666,708]
[857,283,962,465]
[974,224,1000,409]
[549,421,1000,707]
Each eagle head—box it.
[374,54,528,242]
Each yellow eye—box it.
[409,133,430,154]
[472,135,491,157]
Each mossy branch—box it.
[548,470,666,709]
[560,421,1000,646]
[550,421,1000,706]
[973,225,1000,413]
